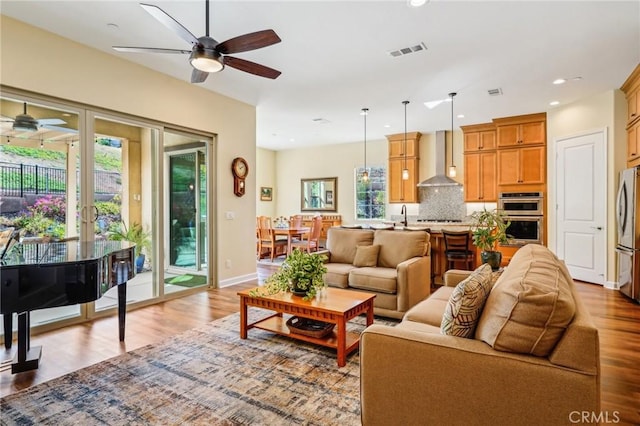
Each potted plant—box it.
[108,221,151,273]
[252,248,328,300]
[469,208,511,270]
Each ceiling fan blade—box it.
[224,56,281,79]
[140,3,199,47]
[113,46,192,54]
[37,118,66,125]
[216,30,281,55]
[191,69,209,84]
[41,125,78,134]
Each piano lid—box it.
[0,240,136,267]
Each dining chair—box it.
[442,230,475,271]
[289,214,305,241]
[256,216,288,261]
[291,215,322,253]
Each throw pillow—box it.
[475,244,576,357]
[353,245,380,267]
[441,263,494,338]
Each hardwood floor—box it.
[1,265,639,424]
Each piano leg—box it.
[118,282,127,341]
[4,314,12,349]
[12,311,42,374]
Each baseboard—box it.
[604,280,619,290]
[219,272,257,288]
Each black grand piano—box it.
[0,236,135,373]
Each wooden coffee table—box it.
[238,287,376,367]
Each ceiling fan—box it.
[113,0,282,83]
[1,102,67,132]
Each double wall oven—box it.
[498,192,544,246]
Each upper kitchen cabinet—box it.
[462,123,497,202]
[621,63,640,167]
[494,113,546,147]
[462,123,497,151]
[497,145,546,187]
[387,132,421,203]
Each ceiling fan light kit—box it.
[12,115,38,132]
[190,48,223,73]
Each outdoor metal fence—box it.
[0,162,121,197]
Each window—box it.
[355,166,386,220]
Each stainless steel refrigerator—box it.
[616,166,640,303]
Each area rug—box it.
[164,273,208,287]
[1,310,396,425]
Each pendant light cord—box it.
[403,100,409,170]
[449,92,456,170]
[363,108,368,171]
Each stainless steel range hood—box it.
[417,130,461,187]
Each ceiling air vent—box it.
[388,42,427,58]
[488,88,503,96]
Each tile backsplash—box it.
[418,186,466,220]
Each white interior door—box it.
[555,129,606,284]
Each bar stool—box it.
[442,230,474,271]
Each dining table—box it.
[273,226,310,255]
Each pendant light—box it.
[448,92,457,178]
[402,100,410,181]
[362,107,369,182]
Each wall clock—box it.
[231,157,249,197]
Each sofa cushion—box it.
[373,230,428,268]
[441,263,494,338]
[323,262,357,289]
[476,244,576,357]
[353,245,380,267]
[326,228,374,264]
[349,267,397,294]
[403,286,454,327]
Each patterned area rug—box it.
[1,310,396,425]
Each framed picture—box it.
[325,190,333,205]
[260,186,273,201]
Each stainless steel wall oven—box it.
[499,192,544,245]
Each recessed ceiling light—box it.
[549,101,560,106]
[407,0,428,7]
[289,138,295,142]
[457,114,465,119]
[571,76,583,81]
[384,124,391,128]
[553,78,566,85]
[107,23,119,30]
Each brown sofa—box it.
[360,244,600,426]
[322,227,431,319]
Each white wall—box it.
[1,16,257,285]
[546,89,627,283]
[256,148,277,217]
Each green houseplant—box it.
[469,208,511,270]
[108,221,151,273]
[252,249,328,300]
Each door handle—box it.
[590,226,603,230]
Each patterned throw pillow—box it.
[353,245,380,267]
[441,263,494,338]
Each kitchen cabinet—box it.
[464,151,497,201]
[497,146,545,186]
[462,123,497,202]
[621,64,640,167]
[463,128,496,151]
[388,157,419,203]
[628,121,640,167]
[494,113,546,147]
[387,132,421,203]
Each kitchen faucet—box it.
[401,204,408,227]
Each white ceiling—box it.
[2,1,639,151]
